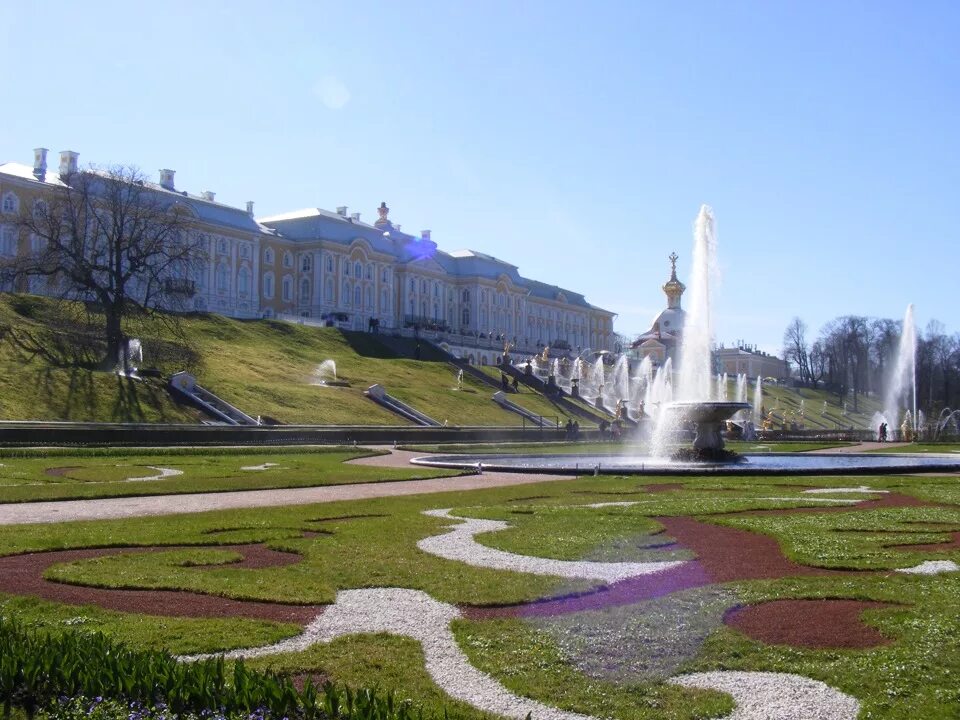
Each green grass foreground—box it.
[0,447,459,503]
[1,467,958,718]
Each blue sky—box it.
[2,1,957,352]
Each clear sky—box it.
[2,1,957,352]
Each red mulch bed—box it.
[0,545,321,624]
[725,599,894,648]
[643,483,684,493]
[887,530,960,552]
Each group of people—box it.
[598,419,623,440]
[877,422,888,442]
[563,418,581,439]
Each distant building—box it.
[0,148,616,362]
[715,343,789,381]
[630,252,685,368]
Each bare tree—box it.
[782,317,814,387]
[1,166,206,368]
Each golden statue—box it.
[541,346,549,363]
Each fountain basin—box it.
[661,401,752,453]
[411,452,960,476]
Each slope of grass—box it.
[0,295,562,426]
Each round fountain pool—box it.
[410,452,960,476]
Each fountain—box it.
[880,304,917,439]
[311,359,350,387]
[650,205,749,459]
[411,207,960,476]
[116,338,143,378]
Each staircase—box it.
[365,384,441,426]
[492,391,558,428]
[499,364,617,426]
[168,372,258,425]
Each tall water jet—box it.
[312,359,338,385]
[736,373,747,404]
[675,205,719,401]
[883,304,917,436]
[753,375,763,422]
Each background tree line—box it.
[783,315,960,414]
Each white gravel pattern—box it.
[417,508,685,582]
[668,671,860,719]
[182,588,861,720]
[802,486,889,494]
[240,463,281,471]
[183,588,592,720]
[896,560,960,574]
[124,466,183,482]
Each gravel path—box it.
[668,671,860,719]
[417,509,685,582]
[0,449,570,526]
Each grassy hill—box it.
[0,294,885,428]
[0,295,574,426]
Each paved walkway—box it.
[808,442,909,454]
[0,448,569,526]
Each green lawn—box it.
[0,446,459,503]
[1,466,959,719]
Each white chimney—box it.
[246,201,255,216]
[336,206,348,217]
[201,191,216,202]
[422,229,431,241]
[395,224,402,232]
[350,212,361,222]
[33,148,48,177]
[159,169,176,191]
[59,150,79,177]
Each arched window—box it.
[342,280,351,305]
[462,308,470,326]
[365,286,373,308]
[240,244,250,260]
[409,278,415,292]
[1,193,19,214]
[263,272,274,299]
[283,252,293,268]
[325,282,333,302]
[343,261,349,276]
[194,262,208,289]
[216,264,229,293]
[433,303,439,320]
[1,226,17,256]
[381,268,389,283]
[217,238,228,255]
[263,247,274,265]
[366,264,373,280]
[354,261,362,278]
[421,280,427,294]
[282,276,293,302]
[433,283,439,298]
[32,200,47,220]
[301,255,312,272]
[354,286,362,307]
[380,288,389,312]
[238,267,250,296]
[300,277,310,302]
[326,255,333,272]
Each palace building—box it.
[0,148,615,358]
